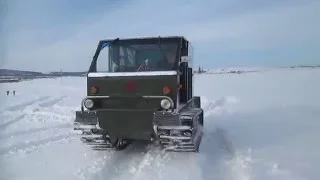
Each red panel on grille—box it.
[126,81,136,91]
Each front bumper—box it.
[74,109,156,140]
[74,95,180,140]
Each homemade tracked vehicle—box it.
[74,36,204,152]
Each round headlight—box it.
[160,99,171,109]
[84,99,94,109]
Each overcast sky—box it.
[1,0,320,72]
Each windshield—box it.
[95,40,179,72]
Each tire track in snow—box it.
[0,96,50,113]
[83,142,176,180]
[90,142,153,180]
[0,114,26,130]
[0,96,68,129]
[0,95,75,156]
[0,131,77,155]
[37,95,67,108]
[0,123,72,139]
[118,144,172,180]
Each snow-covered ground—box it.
[0,68,320,180]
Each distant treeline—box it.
[0,69,87,78]
[0,69,44,77]
[47,71,88,77]
[288,65,320,68]
[0,69,87,83]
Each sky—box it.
[1,0,320,72]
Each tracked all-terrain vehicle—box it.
[74,36,204,152]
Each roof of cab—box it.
[99,36,188,43]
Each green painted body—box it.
[74,36,203,152]
[87,74,178,140]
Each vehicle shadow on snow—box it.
[197,105,320,179]
[197,125,237,179]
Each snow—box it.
[1,68,320,180]
[88,71,177,77]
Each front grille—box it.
[98,97,160,109]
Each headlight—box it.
[160,99,171,109]
[84,99,94,109]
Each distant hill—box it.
[48,71,87,77]
[196,64,320,75]
[0,69,44,77]
[288,65,320,68]
[0,69,87,83]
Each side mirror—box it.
[181,56,191,63]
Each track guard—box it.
[192,96,201,108]
[73,110,131,151]
[153,97,204,152]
